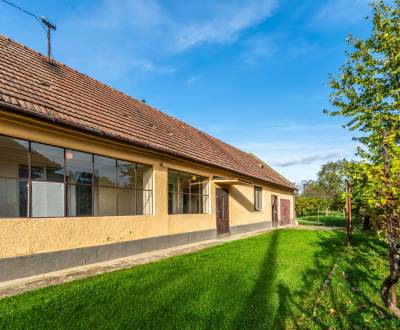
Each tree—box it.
[299,161,346,212]
[317,160,347,210]
[326,0,400,318]
[295,196,330,217]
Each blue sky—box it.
[0,0,374,182]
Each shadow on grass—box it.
[232,229,399,329]
[291,230,399,329]
[2,229,399,330]
[232,230,280,329]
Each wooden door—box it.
[216,188,230,236]
[280,199,291,226]
[271,195,278,227]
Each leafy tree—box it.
[295,196,330,217]
[326,0,400,318]
[317,160,347,210]
[298,160,346,212]
[302,180,323,198]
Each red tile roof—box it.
[0,35,294,190]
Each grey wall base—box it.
[229,221,271,236]
[0,221,270,282]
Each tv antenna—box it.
[0,0,56,61]
[41,16,56,61]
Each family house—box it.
[0,36,295,282]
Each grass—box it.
[0,229,399,329]
[297,212,346,227]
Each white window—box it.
[254,186,262,211]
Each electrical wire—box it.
[0,0,46,32]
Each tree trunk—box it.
[381,239,400,319]
[345,180,352,247]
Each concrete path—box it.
[0,224,341,299]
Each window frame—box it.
[167,169,209,215]
[254,186,262,212]
[0,134,153,218]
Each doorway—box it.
[216,188,230,236]
[271,195,278,227]
[280,199,291,226]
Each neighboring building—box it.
[0,36,295,282]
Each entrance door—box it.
[216,188,230,236]
[271,195,278,227]
[280,199,291,226]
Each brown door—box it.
[216,188,230,236]
[271,195,278,227]
[280,199,291,226]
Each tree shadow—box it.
[230,228,400,329]
[231,230,280,329]
[291,230,400,329]
[229,186,256,212]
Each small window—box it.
[31,142,65,217]
[254,186,262,211]
[0,136,29,217]
[168,170,209,214]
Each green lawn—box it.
[297,213,346,227]
[0,229,399,329]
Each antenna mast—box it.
[41,16,56,62]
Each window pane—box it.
[168,191,179,214]
[180,173,190,194]
[201,195,209,214]
[31,142,64,182]
[190,194,200,213]
[168,170,209,214]
[66,150,93,184]
[94,187,116,216]
[0,136,29,179]
[32,181,65,217]
[201,181,208,195]
[117,160,136,188]
[67,184,92,216]
[94,156,116,187]
[136,164,152,190]
[190,183,200,195]
[0,178,28,217]
[182,193,190,214]
[168,171,180,192]
[136,190,152,215]
[117,189,136,215]
[254,187,262,211]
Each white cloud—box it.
[241,34,279,65]
[64,0,278,80]
[79,0,277,52]
[315,0,371,26]
[129,58,176,74]
[271,151,342,167]
[174,0,277,51]
[85,0,168,30]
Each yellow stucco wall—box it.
[0,111,294,258]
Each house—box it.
[0,36,295,282]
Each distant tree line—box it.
[295,160,346,217]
